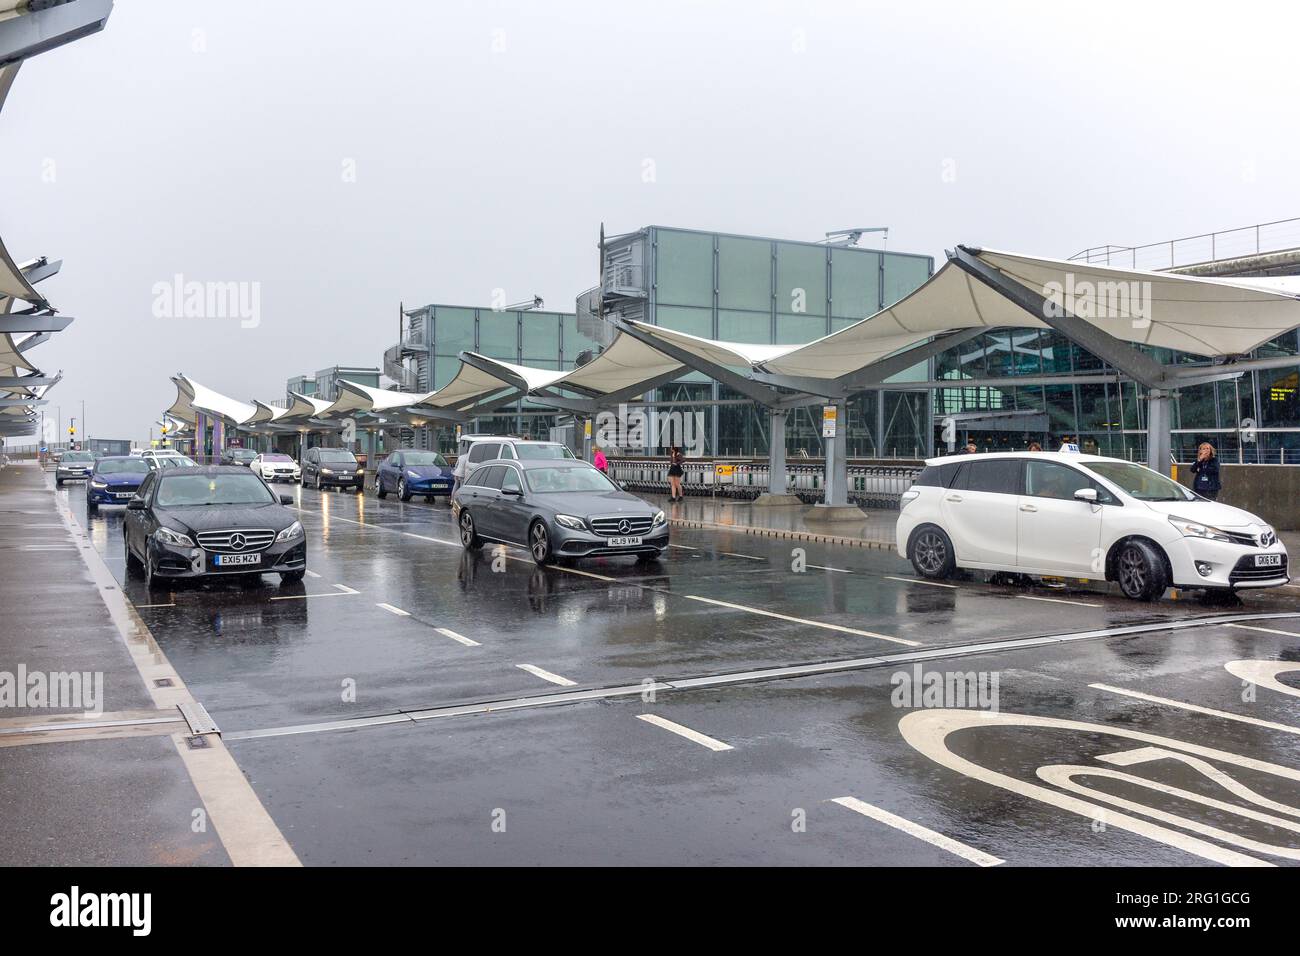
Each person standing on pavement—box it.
[667,446,685,501]
[593,447,608,474]
[1191,442,1221,500]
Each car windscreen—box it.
[513,444,574,460]
[63,452,95,462]
[1081,461,1194,501]
[403,452,448,467]
[157,456,197,468]
[317,451,357,464]
[524,466,617,493]
[97,458,150,475]
[263,454,294,462]
[227,449,256,459]
[156,473,277,507]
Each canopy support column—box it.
[809,400,865,521]
[1146,389,1173,475]
[754,408,799,506]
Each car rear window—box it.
[514,444,573,460]
[468,443,500,463]
[954,459,1022,494]
[912,463,960,488]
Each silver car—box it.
[453,459,668,565]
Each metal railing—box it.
[1069,216,1300,271]
[607,457,923,509]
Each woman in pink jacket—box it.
[593,448,608,473]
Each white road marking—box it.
[831,796,1004,867]
[668,543,698,551]
[720,551,764,561]
[133,602,176,609]
[809,564,853,573]
[270,583,360,601]
[516,663,577,687]
[1017,594,1102,608]
[684,595,919,646]
[376,603,410,616]
[636,713,733,751]
[1227,622,1300,638]
[401,531,460,547]
[1091,683,1300,735]
[435,627,480,647]
[1224,660,1300,700]
[885,575,957,589]
[304,569,321,579]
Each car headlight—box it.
[651,510,666,527]
[1168,515,1231,543]
[91,480,108,489]
[275,521,304,542]
[154,527,195,547]
[321,467,333,474]
[355,467,364,474]
[555,514,586,530]
[408,470,421,479]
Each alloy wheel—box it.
[1119,547,1146,595]
[914,531,946,575]
[531,523,550,563]
[460,512,475,546]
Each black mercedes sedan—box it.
[123,465,307,588]
[452,458,668,565]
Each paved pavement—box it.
[7,459,1300,866]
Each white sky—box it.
[3,0,1298,441]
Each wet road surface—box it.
[65,479,1300,865]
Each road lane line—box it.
[1091,683,1300,735]
[516,664,577,686]
[831,796,1004,866]
[376,603,410,616]
[885,575,957,589]
[133,602,176,609]
[668,543,698,551]
[636,713,733,751]
[304,570,321,579]
[809,564,853,573]
[1017,594,1102,608]
[269,584,361,601]
[720,551,764,561]
[684,595,920,646]
[1227,623,1300,638]
[435,627,480,647]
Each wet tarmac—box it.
[60,478,1300,865]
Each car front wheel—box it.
[280,570,305,583]
[530,521,554,566]
[376,476,388,499]
[398,478,412,501]
[124,532,141,573]
[459,511,482,551]
[1115,540,1168,601]
[910,526,956,580]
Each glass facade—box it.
[932,329,1300,463]
[602,226,936,458]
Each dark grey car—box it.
[452,459,668,565]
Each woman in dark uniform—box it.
[667,446,685,502]
[1190,442,1221,501]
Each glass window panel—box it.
[1258,365,1300,427]
[776,313,827,345]
[775,243,827,318]
[656,305,713,339]
[432,356,460,389]
[522,312,560,360]
[563,314,598,358]
[717,236,771,311]
[478,311,518,361]
[831,248,880,318]
[881,254,931,308]
[655,229,714,307]
[432,307,475,356]
[718,309,771,344]
[883,391,927,458]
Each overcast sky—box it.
[4,0,1297,443]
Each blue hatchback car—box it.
[376,450,455,502]
[86,455,152,513]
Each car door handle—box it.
[1020,503,1038,513]
[945,494,963,503]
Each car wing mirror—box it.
[1074,488,1098,503]
[502,487,524,497]
[127,498,146,510]
[279,494,294,505]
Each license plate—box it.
[114,493,133,500]
[1254,553,1282,568]
[605,536,643,547]
[215,552,261,566]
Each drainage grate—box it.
[185,735,210,749]
[153,678,174,688]
[177,701,220,736]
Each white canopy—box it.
[168,374,257,426]
[329,380,437,417]
[556,332,682,396]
